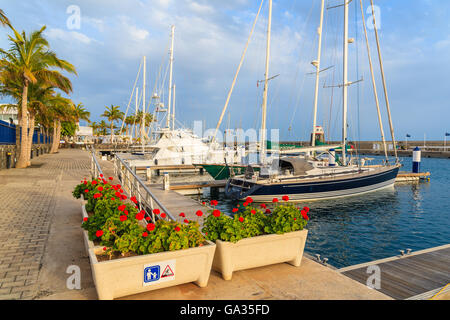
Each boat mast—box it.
[135,87,138,142]
[141,56,146,151]
[342,0,349,166]
[359,0,388,161]
[311,0,326,148]
[369,0,398,161]
[172,84,176,130]
[166,25,175,129]
[260,0,272,165]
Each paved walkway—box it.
[0,148,97,300]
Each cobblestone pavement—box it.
[0,149,92,300]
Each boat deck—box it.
[339,244,450,300]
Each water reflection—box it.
[192,156,450,268]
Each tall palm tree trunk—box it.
[110,122,114,144]
[16,82,29,168]
[50,119,58,153]
[26,113,35,166]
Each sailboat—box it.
[224,0,401,202]
[124,26,230,166]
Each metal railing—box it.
[89,146,104,179]
[113,153,175,223]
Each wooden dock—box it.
[396,171,431,182]
[339,244,450,300]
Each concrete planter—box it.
[213,229,308,280]
[81,204,101,252]
[88,241,216,300]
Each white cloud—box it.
[45,28,95,44]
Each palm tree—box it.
[98,120,109,137]
[0,9,11,27]
[73,103,90,141]
[101,105,124,144]
[124,115,135,138]
[47,94,75,153]
[0,25,77,168]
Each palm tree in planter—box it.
[101,105,124,144]
[0,25,76,167]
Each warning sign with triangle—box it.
[161,265,174,278]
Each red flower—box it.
[272,198,279,203]
[213,209,221,217]
[93,193,102,199]
[232,208,239,213]
[116,184,121,189]
[243,202,249,207]
[153,209,160,215]
[130,196,137,204]
[265,209,272,214]
[174,226,181,232]
[246,197,254,203]
[145,217,151,221]
[109,177,114,181]
[146,223,155,231]
[83,181,87,185]
[239,217,244,223]
[121,195,127,200]
[100,174,104,178]
[124,210,128,215]
[179,213,186,217]
[142,232,148,237]
[303,206,310,213]
[98,186,104,192]
[301,210,309,220]
[119,189,124,194]
[202,202,206,206]
[251,210,256,215]
[210,200,218,206]
[136,212,144,220]
[84,189,89,193]
[260,203,267,209]
[96,230,103,237]
[184,219,189,224]
[196,210,203,217]
[161,213,167,218]
[294,218,297,221]
[92,180,98,185]
[282,195,289,202]
[103,247,107,251]
[115,191,121,197]
[118,205,126,212]
[83,217,88,222]
[120,215,127,222]
[111,197,115,201]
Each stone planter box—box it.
[212,229,308,280]
[88,241,216,300]
[81,204,101,252]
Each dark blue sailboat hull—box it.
[225,166,400,202]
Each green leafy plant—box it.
[202,196,309,243]
[74,176,206,259]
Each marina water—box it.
[194,155,450,268]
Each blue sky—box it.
[0,0,449,141]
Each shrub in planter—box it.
[202,196,309,280]
[73,177,216,299]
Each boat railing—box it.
[113,153,175,223]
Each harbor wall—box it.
[0,144,51,170]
